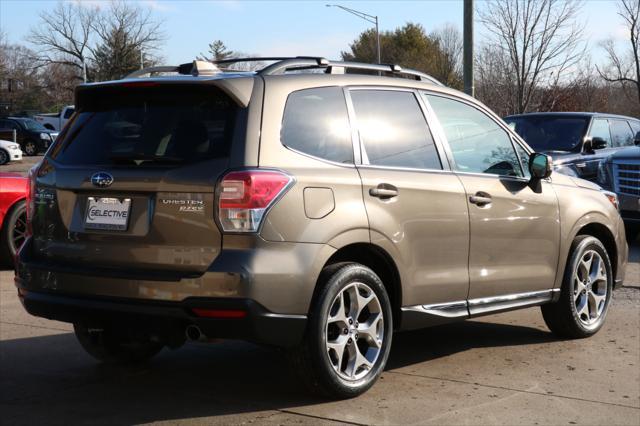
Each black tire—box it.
[74,323,163,364]
[541,235,613,339]
[624,223,639,244]
[0,149,9,165]
[0,200,26,266]
[22,140,38,156]
[289,263,393,399]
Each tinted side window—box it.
[630,120,640,136]
[426,95,522,177]
[350,90,441,170]
[589,118,612,147]
[281,87,353,164]
[610,120,634,147]
[63,108,75,119]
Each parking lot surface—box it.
[1,157,639,425]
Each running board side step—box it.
[400,289,559,330]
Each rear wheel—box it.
[289,263,393,399]
[74,323,163,364]
[541,235,613,338]
[0,200,26,265]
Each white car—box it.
[0,139,23,165]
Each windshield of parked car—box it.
[18,118,47,132]
[504,115,589,152]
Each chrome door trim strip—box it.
[401,300,468,318]
[401,289,559,319]
[468,289,559,316]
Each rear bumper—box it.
[16,287,306,347]
[14,236,338,347]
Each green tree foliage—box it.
[93,28,144,81]
[341,22,462,89]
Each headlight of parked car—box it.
[39,133,50,140]
[601,190,619,210]
[9,144,19,150]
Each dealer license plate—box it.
[85,197,131,231]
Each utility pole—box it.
[326,4,381,65]
[82,59,87,83]
[140,50,144,70]
[463,0,474,96]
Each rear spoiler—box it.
[74,77,255,108]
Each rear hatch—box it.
[30,82,244,277]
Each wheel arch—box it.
[315,242,403,329]
[575,222,618,282]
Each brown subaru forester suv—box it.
[15,58,628,398]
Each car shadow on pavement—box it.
[1,319,559,424]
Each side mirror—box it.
[634,131,640,146]
[584,136,607,152]
[529,153,552,179]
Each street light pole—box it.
[326,4,381,64]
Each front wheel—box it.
[541,235,613,338]
[289,263,393,399]
[22,140,38,156]
[74,323,163,364]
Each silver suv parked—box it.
[15,58,628,398]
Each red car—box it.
[0,172,27,265]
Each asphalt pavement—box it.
[0,157,639,425]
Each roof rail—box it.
[125,56,443,86]
[215,56,442,85]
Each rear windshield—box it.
[49,85,238,166]
[504,115,589,152]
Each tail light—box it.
[218,169,293,233]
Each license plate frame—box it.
[84,197,132,231]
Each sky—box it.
[0,0,631,65]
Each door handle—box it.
[469,192,492,206]
[369,184,398,199]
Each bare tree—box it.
[430,24,463,89]
[479,0,586,114]
[597,0,640,106]
[26,2,97,81]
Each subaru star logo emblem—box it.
[91,172,114,188]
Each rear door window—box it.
[350,90,442,170]
[589,118,612,147]
[610,119,634,147]
[281,87,353,164]
[49,85,238,166]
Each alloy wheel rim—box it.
[25,142,35,155]
[325,282,384,381]
[11,211,27,254]
[573,250,608,326]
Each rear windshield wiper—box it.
[109,154,184,165]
